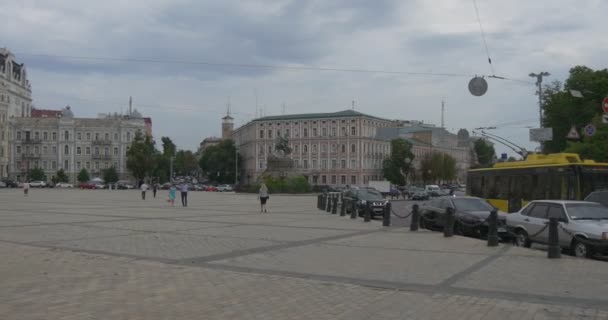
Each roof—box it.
[470,153,608,172]
[253,109,390,122]
[528,200,595,205]
[31,108,62,118]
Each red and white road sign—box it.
[603,97,608,113]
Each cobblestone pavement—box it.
[1,189,608,319]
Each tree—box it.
[29,167,46,181]
[543,66,608,159]
[474,138,495,167]
[161,136,176,158]
[419,152,457,183]
[174,150,199,176]
[199,139,240,184]
[126,131,158,181]
[382,139,414,185]
[77,169,90,183]
[56,169,69,183]
[103,166,119,184]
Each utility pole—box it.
[441,100,445,128]
[234,146,239,186]
[169,156,175,182]
[529,71,550,152]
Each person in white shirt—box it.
[23,182,30,196]
[140,182,148,200]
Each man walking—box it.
[23,181,30,196]
[180,183,188,207]
[152,183,157,198]
[141,182,148,200]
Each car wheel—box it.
[514,229,531,248]
[570,238,594,258]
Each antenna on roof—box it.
[254,89,258,118]
[227,96,231,117]
[441,99,445,128]
[129,96,132,115]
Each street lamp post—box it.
[529,71,550,152]
[169,156,175,183]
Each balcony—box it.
[92,139,112,145]
[22,139,42,144]
[92,154,112,160]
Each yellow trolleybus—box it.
[467,153,608,212]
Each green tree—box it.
[29,167,46,181]
[199,139,240,184]
[161,136,176,157]
[174,150,199,176]
[126,131,158,181]
[103,166,119,184]
[474,138,495,167]
[77,169,90,183]
[420,152,457,183]
[56,169,69,183]
[543,66,608,159]
[382,139,415,186]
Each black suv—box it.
[1,180,19,188]
[344,188,388,218]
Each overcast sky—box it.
[2,0,607,156]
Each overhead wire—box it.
[472,0,495,75]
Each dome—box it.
[131,109,143,118]
[61,105,74,118]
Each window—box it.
[104,147,109,156]
[528,204,549,219]
[313,128,318,136]
[268,130,273,139]
[548,205,567,220]
[295,145,299,153]
[351,127,356,136]
[331,175,337,184]
[34,131,39,140]
[126,132,130,141]
[43,161,48,170]
[294,159,300,168]
[259,160,264,169]
[331,159,337,169]
[52,146,57,154]
[64,131,69,141]
[351,159,356,169]
[277,129,281,137]
[16,131,21,140]
[341,176,346,185]
[285,129,290,138]
[86,132,91,141]
[64,145,69,155]
[313,176,318,184]
[43,146,47,154]
[77,147,82,155]
[322,128,327,136]
[322,159,327,169]
[260,130,264,139]
[312,160,317,168]
[303,160,308,169]
[114,161,118,168]
[114,133,119,141]
[303,128,308,137]
[351,176,357,184]
[86,162,91,169]
[16,146,21,154]
[341,144,346,153]
[322,175,327,184]
[331,144,337,152]
[43,132,48,140]
[331,128,336,136]
[52,132,57,140]
[76,161,81,170]
[341,127,346,136]
[34,146,39,154]
[303,144,308,153]
[114,147,119,156]
[95,133,100,141]
[268,145,272,154]
[51,161,56,170]
[294,128,299,137]
[95,147,99,155]
[312,144,317,153]
[321,144,327,152]
[351,144,356,153]
[77,132,82,140]
[95,162,100,170]
[86,147,91,155]
[341,160,346,169]
[105,133,109,141]
[105,162,110,169]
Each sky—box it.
[2,0,607,157]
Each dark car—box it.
[1,179,19,188]
[343,188,389,218]
[410,187,430,201]
[584,190,608,207]
[420,197,510,240]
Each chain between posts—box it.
[391,207,414,219]
[558,224,608,247]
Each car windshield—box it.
[356,190,383,200]
[566,203,608,220]
[453,198,494,212]
[584,192,608,207]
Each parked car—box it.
[205,185,218,192]
[584,190,608,207]
[217,184,233,192]
[420,196,510,240]
[410,187,430,201]
[425,185,441,197]
[29,181,47,188]
[343,188,389,218]
[0,181,6,188]
[1,179,19,188]
[507,200,608,258]
[79,182,97,189]
[55,182,74,188]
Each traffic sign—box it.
[529,128,553,142]
[566,126,580,140]
[584,123,596,137]
[468,77,488,96]
[603,97,608,113]
[603,114,608,124]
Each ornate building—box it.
[0,48,33,178]
[232,110,393,186]
[7,106,151,183]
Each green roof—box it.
[253,109,390,122]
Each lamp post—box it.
[169,156,175,183]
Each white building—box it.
[232,110,393,187]
[0,48,33,178]
[7,106,151,183]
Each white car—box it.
[55,182,74,188]
[29,181,47,188]
[217,184,233,192]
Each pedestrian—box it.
[180,183,188,207]
[153,183,157,198]
[23,181,30,196]
[258,183,269,213]
[168,184,176,207]
[141,182,148,200]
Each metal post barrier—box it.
[547,218,561,259]
[321,194,326,211]
[340,198,346,216]
[326,195,331,213]
[487,209,499,247]
[317,195,321,210]
[443,207,455,237]
[350,200,357,219]
[332,197,338,214]
[364,203,371,222]
[382,202,391,227]
[410,204,419,231]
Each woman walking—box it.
[258,183,269,213]
[168,185,177,207]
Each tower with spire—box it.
[222,100,234,140]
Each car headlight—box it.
[360,200,367,205]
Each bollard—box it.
[382,202,391,227]
[547,218,561,259]
[321,194,326,211]
[326,195,332,213]
[410,204,419,231]
[443,207,455,237]
[332,197,338,214]
[317,195,321,210]
[350,200,357,219]
[364,203,372,222]
[340,199,346,216]
[487,209,499,247]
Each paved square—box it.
[1,189,608,319]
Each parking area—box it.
[2,189,608,319]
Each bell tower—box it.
[221,103,234,140]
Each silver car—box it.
[507,200,608,258]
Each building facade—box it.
[232,110,393,187]
[0,48,33,178]
[7,106,149,183]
